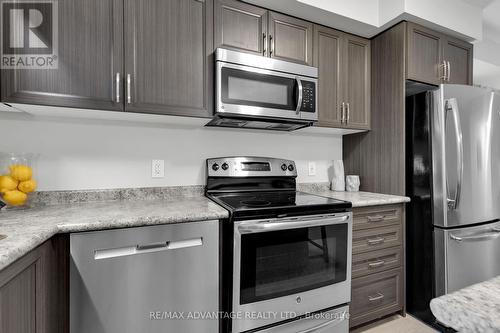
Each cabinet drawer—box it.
[352,246,402,279]
[353,205,403,230]
[352,224,402,255]
[350,268,403,328]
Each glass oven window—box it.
[239,224,348,304]
[221,67,297,110]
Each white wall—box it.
[0,114,342,191]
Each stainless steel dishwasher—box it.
[70,220,219,333]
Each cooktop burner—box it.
[208,190,350,219]
[205,157,352,219]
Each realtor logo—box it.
[1,0,58,69]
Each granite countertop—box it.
[430,276,500,332]
[0,195,228,271]
[302,188,410,207]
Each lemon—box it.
[18,179,37,193]
[2,190,27,206]
[9,165,33,182]
[0,175,19,193]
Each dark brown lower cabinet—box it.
[0,235,69,333]
[350,204,405,329]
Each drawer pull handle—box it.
[368,293,385,302]
[368,260,385,268]
[367,237,385,245]
[367,215,385,222]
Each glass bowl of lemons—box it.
[0,153,38,209]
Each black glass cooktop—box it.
[208,190,351,219]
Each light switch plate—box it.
[308,162,316,176]
[151,160,165,178]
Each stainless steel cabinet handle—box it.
[296,314,347,333]
[368,260,386,268]
[444,98,463,210]
[440,61,447,81]
[270,35,274,55]
[115,72,121,103]
[447,61,451,82]
[263,33,267,55]
[367,237,385,245]
[346,102,350,123]
[94,237,203,260]
[341,102,345,124]
[450,229,500,242]
[296,77,303,115]
[367,215,385,222]
[368,293,385,302]
[126,74,132,104]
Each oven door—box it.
[232,212,352,333]
[216,61,317,122]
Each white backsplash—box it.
[0,114,342,191]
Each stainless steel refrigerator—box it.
[406,84,500,326]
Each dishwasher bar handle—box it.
[94,237,203,260]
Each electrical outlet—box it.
[151,160,165,178]
[308,162,316,176]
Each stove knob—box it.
[212,163,220,171]
[281,164,288,171]
[221,163,229,171]
[288,164,295,171]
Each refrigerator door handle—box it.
[445,98,464,210]
[450,229,500,242]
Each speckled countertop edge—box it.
[0,184,409,272]
[299,185,410,207]
[430,276,500,332]
[0,195,228,271]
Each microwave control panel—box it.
[300,80,316,113]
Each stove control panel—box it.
[207,157,297,177]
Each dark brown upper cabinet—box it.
[1,0,213,118]
[214,0,268,56]
[314,25,370,130]
[407,22,473,85]
[214,0,313,65]
[0,0,123,111]
[124,0,213,117]
[314,25,343,128]
[343,35,371,130]
[443,36,473,85]
[268,12,313,65]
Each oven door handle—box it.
[295,76,303,115]
[238,215,349,233]
[296,314,347,333]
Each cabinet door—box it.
[1,0,123,111]
[214,0,268,56]
[0,236,69,333]
[406,22,442,85]
[443,37,473,85]
[268,12,313,65]
[124,0,213,117]
[343,35,370,130]
[313,25,343,128]
[0,263,37,333]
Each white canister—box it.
[346,175,360,192]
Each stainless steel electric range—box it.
[205,157,353,333]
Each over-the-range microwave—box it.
[206,48,318,131]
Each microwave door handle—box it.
[295,77,303,115]
[445,98,464,210]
